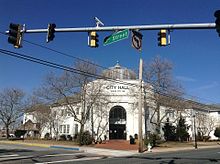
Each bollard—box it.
[147,143,152,152]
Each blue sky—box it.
[0,0,220,104]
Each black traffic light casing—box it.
[158,29,167,46]
[214,10,220,36]
[8,23,22,48]
[47,23,56,43]
[89,31,99,47]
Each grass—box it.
[12,138,79,146]
[157,141,220,148]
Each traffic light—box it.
[214,10,220,36]
[46,23,56,43]
[89,31,99,47]
[8,23,23,48]
[158,29,167,46]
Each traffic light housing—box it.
[46,23,56,43]
[8,23,23,48]
[158,29,167,46]
[214,10,220,36]
[89,31,99,47]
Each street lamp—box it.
[193,114,198,149]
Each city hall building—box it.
[24,63,220,141]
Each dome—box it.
[102,62,137,80]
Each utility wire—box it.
[0,48,219,111]
[23,38,209,102]
[0,48,139,87]
[0,31,212,103]
[20,35,217,104]
[0,31,218,105]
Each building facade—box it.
[23,63,220,141]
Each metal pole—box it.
[5,23,216,34]
[138,58,143,153]
[193,115,198,149]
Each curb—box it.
[0,140,50,148]
[0,140,80,151]
[50,145,80,151]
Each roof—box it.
[51,94,81,107]
[185,100,220,112]
[19,120,40,131]
[102,62,137,80]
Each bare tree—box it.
[0,88,25,139]
[25,103,50,138]
[25,95,65,139]
[35,60,105,144]
[196,113,218,140]
[86,80,110,141]
[144,56,185,134]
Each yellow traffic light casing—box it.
[89,31,99,47]
[8,23,23,48]
[158,29,167,46]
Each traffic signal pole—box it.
[5,23,216,34]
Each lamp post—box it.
[193,114,198,149]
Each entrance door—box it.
[109,124,126,139]
[109,106,126,140]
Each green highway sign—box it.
[103,29,129,46]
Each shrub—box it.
[134,134,138,139]
[73,133,78,141]
[214,127,220,139]
[44,133,50,140]
[14,130,26,138]
[129,135,135,144]
[162,118,176,141]
[176,116,190,142]
[59,134,67,141]
[77,131,93,145]
[66,135,72,141]
[144,133,161,147]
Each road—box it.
[0,143,220,164]
[84,148,220,164]
[0,143,106,164]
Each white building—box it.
[24,63,220,141]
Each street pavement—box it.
[71,148,220,164]
[0,143,107,164]
[0,140,220,163]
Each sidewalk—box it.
[81,146,137,157]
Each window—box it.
[53,111,57,117]
[75,124,79,134]
[166,110,174,118]
[59,124,70,134]
[59,125,62,133]
[76,108,79,115]
[61,110,64,116]
[169,112,174,118]
[86,106,90,120]
[63,125,66,133]
[67,125,70,134]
